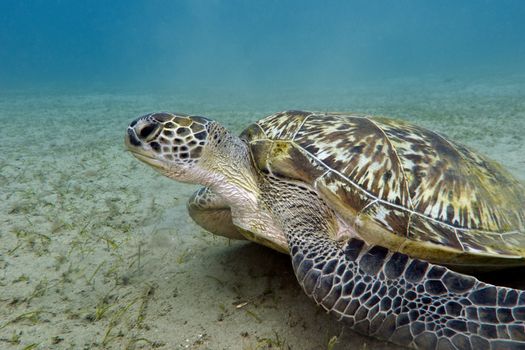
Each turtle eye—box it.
[139,124,157,139]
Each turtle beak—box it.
[125,116,163,167]
[125,133,166,171]
[125,127,142,148]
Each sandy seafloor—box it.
[1,76,525,350]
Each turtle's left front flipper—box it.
[289,235,525,349]
[266,180,525,349]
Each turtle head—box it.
[125,112,250,187]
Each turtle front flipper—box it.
[291,237,525,349]
[187,187,245,240]
[266,180,525,349]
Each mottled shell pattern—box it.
[240,111,525,267]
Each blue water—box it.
[1,0,525,93]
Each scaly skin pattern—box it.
[263,176,525,350]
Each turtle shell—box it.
[240,111,525,268]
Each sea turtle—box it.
[125,110,525,349]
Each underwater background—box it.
[2,0,525,93]
[1,1,524,349]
